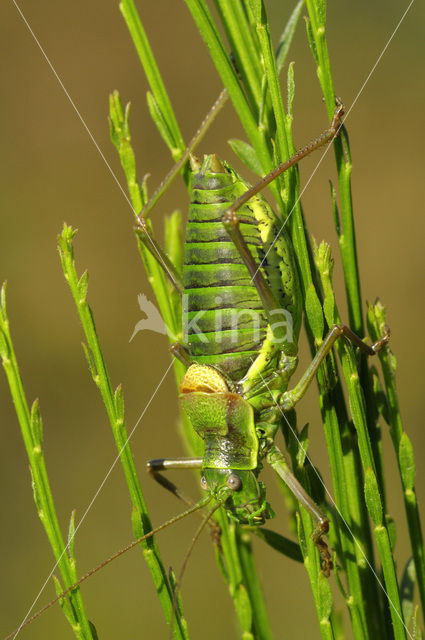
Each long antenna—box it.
[5,496,212,640]
[170,500,223,637]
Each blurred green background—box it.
[1,1,424,638]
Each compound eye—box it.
[226,473,242,491]
[200,476,208,491]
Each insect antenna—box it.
[4,496,212,640]
[170,500,223,638]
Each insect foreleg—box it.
[148,457,203,471]
[147,458,203,506]
[266,444,332,576]
[280,323,390,411]
[147,458,221,542]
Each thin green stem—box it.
[368,302,425,622]
[0,283,94,640]
[183,0,279,202]
[57,226,189,640]
[304,0,363,334]
[119,0,185,161]
[305,2,407,636]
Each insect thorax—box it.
[180,363,258,470]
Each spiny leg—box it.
[266,444,332,577]
[281,323,390,410]
[227,99,345,216]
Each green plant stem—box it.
[368,302,425,622]
[0,283,94,640]
[113,6,279,635]
[57,226,189,640]
[119,0,185,161]
[305,1,406,635]
[304,0,362,335]
[237,528,274,640]
[109,1,422,638]
[183,0,280,204]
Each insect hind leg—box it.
[280,323,390,411]
[266,444,333,577]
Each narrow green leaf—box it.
[30,398,43,446]
[286,62,296,117]
[114,384,125,421]
[228,138,263,176]
[0,281,7,315]
[413,605,423,640]
[29,466,42,515]
[333,559,348,600]
[0,325,9,359]
[296,423,309,468]
[168,567,186,620]
[364,468,383,526]
[399,432,416,491]
[81,342,97,383]
[68,510,76,559]
[78,270,89,303]
[0,283,9,359]
[108,91,125,149]
[214,545,229,586]
[53,575,75,625]
[251,528,303,562]
[370,367,390,425]
[304,17,318,64]
[305,284,324,340]
[400,557,416,626]
[386,514,396,551]
[329,180,341,237]
[315,240,336,327]
[296,512,308,559]
[317,572,333,619]
[234,583,252,632]
[146,91,179,156]
[213,0,263,119]
[88,622,99,640]
[276,0,305,73]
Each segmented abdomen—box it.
[183,155,300,381]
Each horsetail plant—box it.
[1,1,424,640]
